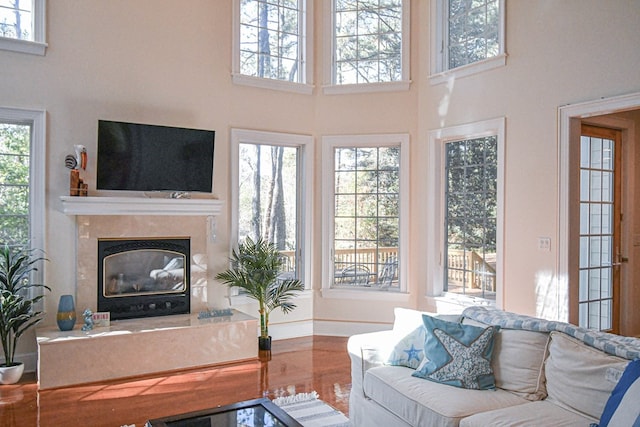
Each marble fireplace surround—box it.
[35,196,258,390]
[71,202,219,315]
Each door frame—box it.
[558,92,639,324]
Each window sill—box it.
[320,287,409,302]
[0,37,47,56]
[322,80,411,95]
[426,293,496,313]
[429,54,507,86]
[232,73,314,95]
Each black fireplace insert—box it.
[97,238,191,320]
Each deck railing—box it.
[447,249,496,293]
[280,247,399,288]
[279,247,495,292]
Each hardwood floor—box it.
[0,336,351,427]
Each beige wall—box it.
[417,0,640,322]
[2,0,640,357]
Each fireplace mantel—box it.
[59,196,223,216]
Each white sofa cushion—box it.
[459,400,597,427]
[463,318,549,400]
[363,365,528,427]
[392,307,431,332]
[493,329,549,400]
[545,331,628,420]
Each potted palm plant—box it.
[0,244,49,385]
[215,237,304,351]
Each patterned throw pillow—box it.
[412,314,499,390]
[592,359,640,427]
[385,325,426,369]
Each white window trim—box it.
[426,118,505,309]
[0,0,47,56]
[231,0,314,95]
[429,0,506,85]
[228,128,314,303]
[322,0,411,95]
[0,106,46,289]
[321,133,410,301]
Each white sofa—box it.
[348,307,640,427]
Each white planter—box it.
[0,363,25,385]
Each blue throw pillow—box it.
[593,359,640,427]
[412,314,499,390]
[385,326,426,369]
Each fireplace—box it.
[97,237,191,320]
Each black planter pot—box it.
[258,336,272,351]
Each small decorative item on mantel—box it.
[65,144,88,197]
[81,308,94,331]
[197,308,234,320]
[91,311,110,328]
[56,294,77,331]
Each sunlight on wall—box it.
[438,77,456,127]
[535,270,568,322]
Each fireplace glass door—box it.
[103,249,187,297]
[98,238,191,320]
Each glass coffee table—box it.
[145,398,303,427]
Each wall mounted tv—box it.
[97,120,215,194]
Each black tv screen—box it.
[97,120,215,193]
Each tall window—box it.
[233,0,312,93]
[427,118,504,305]
[0,107,45,280]
[325,0,410,93]
[323,134,408,293]
[444,136,497,300]
[0,122,30,246]
[430,0,505,83]
[0,0,47,55]
[231,129,312,286]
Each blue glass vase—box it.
[56,295,76,331]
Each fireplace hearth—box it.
[97,237,191,320]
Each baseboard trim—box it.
[2,351,38,374]
[313,320,391,337]
[269,320,391,340]
[269,320,314,340]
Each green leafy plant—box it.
[0,244,50,367]
[215,237,304,340]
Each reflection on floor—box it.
[0,336,351,427]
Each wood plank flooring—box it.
[0,336,351,427]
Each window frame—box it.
[0,0,47,56]
[429,0,506,85]
[0,106,46,290]
[231,0,314,94]
[321,133,409,302]
[426,118,505,308]
[322,0,411,95]
[229,128,313,299]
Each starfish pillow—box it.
[412,314,499,390]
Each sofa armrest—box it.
[348,330,396,396]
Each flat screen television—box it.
[96,120,215,193]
